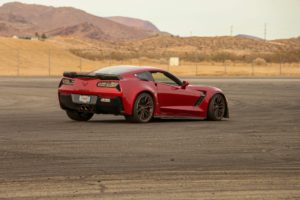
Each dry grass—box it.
[0,37,300,77]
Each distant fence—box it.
[0,48,300,77]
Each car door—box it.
[151,71,201,116]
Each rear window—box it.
[90,66,140,75]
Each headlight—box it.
[61,78,75,85]
[97,81,119,88]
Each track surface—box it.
[0,77,300,199]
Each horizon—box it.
[0,0,300,40]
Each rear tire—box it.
[66,110,94,121]
[127,93,154,123]
[207,94,226,121]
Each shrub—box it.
[41,33,47,40]
[253,57,267,65]
[159,58,168,64]
[224,59,233,66]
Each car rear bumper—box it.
[59,93,124,115]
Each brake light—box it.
[60,78,75,86]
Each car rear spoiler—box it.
[63,72,121,80]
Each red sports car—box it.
[58,66,229,123]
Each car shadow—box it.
[65,118,229,124]
[152,118,203,123]
[86,119,129,124]
[84,118,209,124]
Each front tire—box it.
[66,110,94,121]
[207,94,226,121]
[127,93,154,123]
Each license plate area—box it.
[71,94,97,105]
[79,95,91,104]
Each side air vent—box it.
[195,92,207,106]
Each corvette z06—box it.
[58,65,229,123]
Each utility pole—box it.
[79,57,82,72]
[48,49,51,77]
[279,53,282,76]
[17,49,20,76]
[264,23,267,41]
[230,25,234,36]
[195,51,198,76]
[138,45,141,66]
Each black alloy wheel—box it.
[207,94,226,121]
[126,93,154,123]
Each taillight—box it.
[97,81,119,88]
[60,78,75,87]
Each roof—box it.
[91,65,163,75]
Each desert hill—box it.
[0,2,160,41]
[0,35,299,77]
[66,35,300,63]
[107,16,159,32]
[0,2,299,63]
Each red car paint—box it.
[58,66,229,119]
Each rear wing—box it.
[63,72,121,80]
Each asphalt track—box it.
[0,77,300,199]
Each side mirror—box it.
[181,81,189,89]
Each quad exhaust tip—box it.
[80,105,93,112]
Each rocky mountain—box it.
[0,2,160,41]
[46,22,111,40]
[107,16,159,32]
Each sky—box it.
[0,0,299,39]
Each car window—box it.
[151,72,180,86]
[136,72,154,81]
